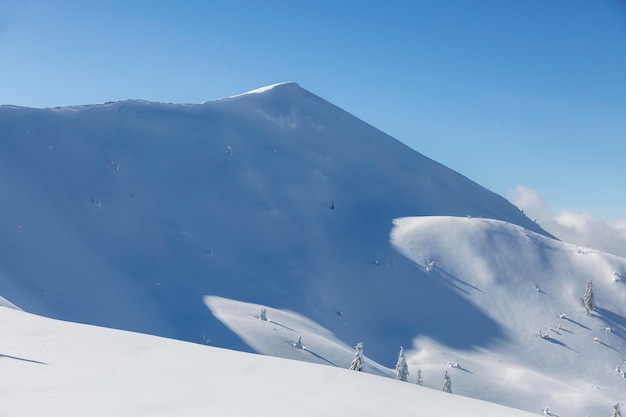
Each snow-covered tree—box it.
[612,403,622,417]
[415,368,423,386]
[293,336,303,349]
[537,329,550,340]
[349,342,365,372]
[583,280,595,314]
[442,371,452,393]
[395,346,409,381]
[259,308,268,321]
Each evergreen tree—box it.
[416,368,423,386]
[583,280,595,314]
[442,371,452,393]
[395,346,409,381]
[349,342,365,372]
[612,403,622,417]
[259,308,268,321]
[293,336,303,349]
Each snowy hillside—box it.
[0,82,546,361]
[0,306,540,417]
[205,217,626,415]
[390,216,626,416]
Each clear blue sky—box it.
[2,0,625,219]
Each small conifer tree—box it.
[442,371,452,393]
[416,368,423,386]
[293,336,303,349]
[349,342,365,372]
[612,403,622,417]
[583,280,595,314]
[395,346,409,381]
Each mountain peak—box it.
[228,82,300,98]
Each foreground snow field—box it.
[0,307,539,417]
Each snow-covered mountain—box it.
[1,82,624,415]
[0,82,546,353]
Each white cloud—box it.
[508,185,626,259]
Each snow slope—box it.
[0,306,539,417]
[206,217,626,415]
[204,294,393,377]
[0,82,547,362]
[390,216,626,416]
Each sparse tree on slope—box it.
[349,342,365,372]
[612,403,622,417]
[395,346,409,381]
[293,336,303,349]
[415,368,423,386]
[583,280,595,314]
[442,371,452,393]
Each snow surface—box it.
[0,306,539,417]
[1,82,623,415]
